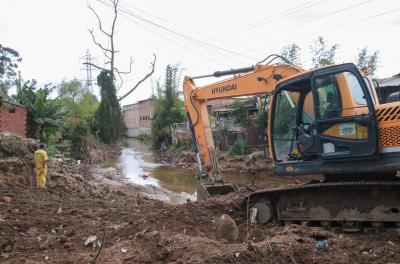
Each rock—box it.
[27,227,39,236]
[39,235,57,249]
[84,235,97,246]
[63,242,73,249]
[0,196,11,203]
[215,214,239,243]
[65,230,75,237]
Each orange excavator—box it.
[183,55,400,229]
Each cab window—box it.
[272,90,300,161]
[315,75,342,119]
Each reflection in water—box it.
[119,139,301,199]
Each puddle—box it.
[118,139,304,203]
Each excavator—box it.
[183,55,400,229]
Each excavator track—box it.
[246,181,400,231]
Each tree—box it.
[0,44,22,97]
[151,64,186,148]
[58,78,88,102]
[310,36,339,67]
[87,0,156,100]
[13,80,66,141]
[280,43,302,66]
[94,70,123,144]
[356,47,379,76]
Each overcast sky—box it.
[1,0,399,105]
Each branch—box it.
[116,70,124,91]
[83,62,107,72]
[88,29,113,53]
[118,54,156,101]
[115,57,134,75]
[88,4,111,37]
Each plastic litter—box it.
[314,240,329,252]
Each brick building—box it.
[0,99,27,137]
[123,98,155,137]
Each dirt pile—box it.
[2,185,399,263]
[1,134,399,263]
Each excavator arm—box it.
[183,63,303,182]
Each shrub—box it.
[228,138,249,156]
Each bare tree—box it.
[87,0,156,101]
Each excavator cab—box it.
[270,63,379,176]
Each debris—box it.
[45,256,49,260]
[0,196,11,203]
[249,207,257,224]
[234,252,240,258]
[121,248,127,253]
[84,235,97,246]
[388,240,395,246]
[314,239,329,252]
[57,207,62,214]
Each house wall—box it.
[0,103,27,137]
[123,99,155,137]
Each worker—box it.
[34,143,49,189]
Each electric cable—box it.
[98,0,257,61]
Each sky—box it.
[1,0,400,106]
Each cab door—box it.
[312,63,378,160]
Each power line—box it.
[103,2,231,67]
[220,0,329,37]
[98,0,256,61]
[240,0,375,45]
[118,0,256,54]
[248,7,400,53]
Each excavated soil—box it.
[1,134,400,263]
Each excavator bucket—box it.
[197,182,239,200]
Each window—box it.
[302,91,315,124]
[315,75,342,119]
[272,90,300,161]
[347,72,367,106]
[315,71,368,120]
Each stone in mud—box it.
[215,214,239,243]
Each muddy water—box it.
[119,139,300,201]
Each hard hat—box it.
[39,143,46,149]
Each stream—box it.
[118,138,298,203]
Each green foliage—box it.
[94,70,123,144]
[13,80,66,141]
[228,138,249,156]
[58,78,88,102]
[170,140,191,153]
[280,43,302,67]
[356,47,380,76]
[70,121,91,160]
[0,44,22,98]
[151,64,186,148]
[310,36,339,67]
[137,133,152,142]
[232,100,251,128]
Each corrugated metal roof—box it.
[0,99,25,108]
[378,73,400,87]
